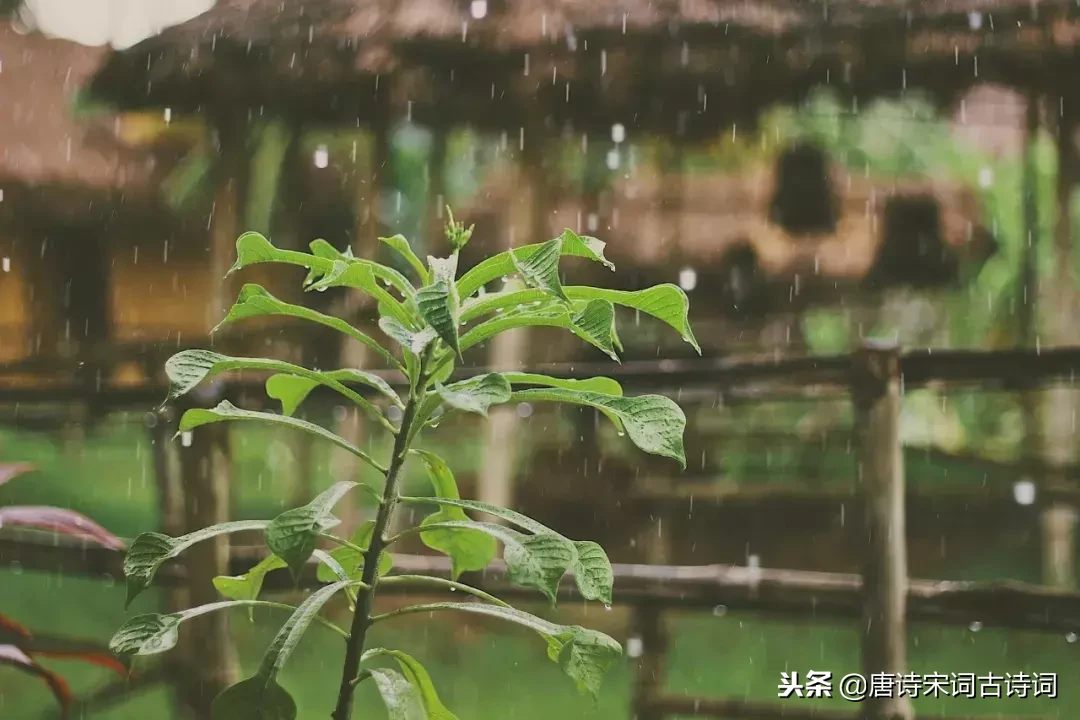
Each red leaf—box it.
[30,648,128,677]
[0,462,35,488]
[0,613,32,643]
[0,506,126,550]
[0,644,73,717]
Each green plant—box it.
[107,213,698,719]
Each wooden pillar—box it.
[853,342,912,720]
[332,119,392,536]
[476,125,545,518]
[207,113,249,331]
[1040,94,1079,589]
[173,399,238,717]
[166,110,246,717]
[1019,93,1041,347]
[630,604,667,720]
[631,497,672,720]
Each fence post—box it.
[172,398,239,717]
[631,604,667,720]
[853,342,913,720]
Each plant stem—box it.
[330,362,425,720]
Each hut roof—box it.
[0,22,156,196]
[87,0,1080,133]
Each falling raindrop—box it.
[969,621,983,632]
[611,123,625,144]
[605,149,620,170]
[1,257,8,273]
[978,166,995,189]
[1067,633,1078,644]
[1013,479,1036,506]
[470,0,488,20]
[333,405,348,423]
[313,145,329,169]
[516,402,533,418]
[968,11,983,30]
[163,107,172,124]
[712,605,728,617]
[587,213,599,232]
[387,406,403,422]
[180,431,193,448]
[678,267,698,292]
[626,636,644,658]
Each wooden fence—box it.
[4,342,1080,718]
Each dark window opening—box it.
[769,143,837,235]
[872,194,956,288]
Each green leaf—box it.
[379,316,438,356]
[457,229,615,298]
[568,300,619,362]
[416,270,461,356]
[510,389,687,468]
[229,231,335,279]
[212,580,350,720]
[550,626,624,698]
[381,234,429,283]
[214,555,287,608]
[178,401,385,473]
[266,482,357,578]
[415,521,573,604]
[411,451,497,579]
[109,613,181,657]
[165,349,390,428]
[373,602,621,698]
[315,520,393,583]
[401,496,612,606]
[363,649,459,720]
[111,598,345,659]
[369,668,426,720]
[566,284,700,354]
[212,676,296,720]
[266,369,402,417]
[124,521,268,606]
[511,237,568,301]
[434,373,511,418]
[458,303,618,360]
[307,260,415,328]
[501,372,623,397]
[213,284,399,369]
[309,239,416,299]
[570,541,614,608]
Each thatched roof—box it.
[0,22,156,198]
[86,0,1080,136]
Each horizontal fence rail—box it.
[4,537,1080,635]
[4,345,1080,408]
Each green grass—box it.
[2,570,1074,718]
[1,412,1075,718]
